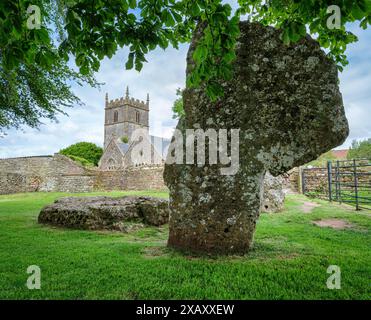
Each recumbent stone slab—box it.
[38,196,169,231]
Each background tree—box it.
[121,136,129,143]
[0,0,98,133]
[172,88,185,119]
[306,150,337,167]
[348,138,371,159]
[1,0,370,133]
[59,142,103,166]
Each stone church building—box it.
[99,87,170,170]
[0,87,171,194]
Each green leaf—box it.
[206,83,223,101]
[35,28,50,44]
[172,11,182,23]
[162,10,175,27]
[223,51,236,63]
[309,19,321,32]
[193,45,208,63]
[319,37,330,48]
[127,13,136,23]
[360,18,368,29]
[80,64,89,75]
[125,52,134,69]
[288,23,301,42]
[76,53,85,67]
[135,57,143,71]
[352,4,365,20]
[91,58,100,72]
[4,52,18,69]
[366,0,371,13]
[158,36,168,49]
[298,24,307,36]
[129,0,136,10]
[189,3,200,16]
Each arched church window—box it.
[107,158,116,170]
[113,111,118,123]
[135,111,140,123]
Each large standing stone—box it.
[164,22,349,254]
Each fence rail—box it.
[302,159,371,210]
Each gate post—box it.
[336,160,341,203]
[301,167,306,194]
[353,159,360,211]
[327,161,332,202]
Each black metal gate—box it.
[302,159,371,210]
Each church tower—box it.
[104,86,149,149]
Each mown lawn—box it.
[0,191,370,300]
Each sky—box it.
[0,22,370,158]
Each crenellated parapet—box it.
[106,96,149,110]
[105,86,149,110]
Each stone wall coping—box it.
[0,155,53,161]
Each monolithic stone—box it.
[261,172,285,213]
[38,196,169,231]
[164,21,349,254]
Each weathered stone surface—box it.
[261,172,285,213]
[164,21,349,254]
[38,196,169,231]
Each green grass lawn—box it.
[0,190,370,300]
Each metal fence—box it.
[302,159,371,210]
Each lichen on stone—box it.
[164,21,349,255]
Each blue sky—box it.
[0,22,370,158]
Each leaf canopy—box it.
[0,0,370,131]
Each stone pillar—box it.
[164,22,349,255]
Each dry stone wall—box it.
[123,165,165,190]
[0,154,167,195]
